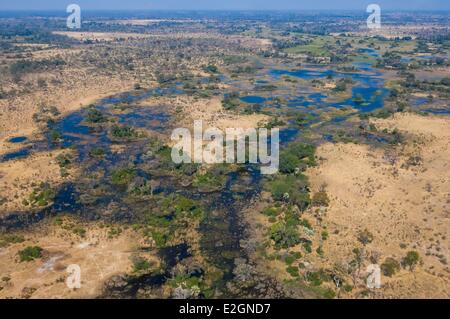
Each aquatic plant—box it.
[85,107,107,123]
[111,168,136,187]
[110,124,138,140]
[89,147,105,158]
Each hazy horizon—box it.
[1,0,449,11]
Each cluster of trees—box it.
[279,142,316,174]
[402,73,450,93]
[334,77,354,92]
[222,92,241,111]
[381,251,421,277]
[272,38,312,50]
[18,246,43,262]
[264,142,318,212]
[9,58,66,80]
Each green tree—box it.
[402,251,420,270]
[18,246,43,262]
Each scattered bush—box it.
[0,234,25,248]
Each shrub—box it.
[133,257,152,273]
[18,246,43,262]
[262,207,281,218]
[343,284,353,292]
[284,255,296,265]
[306,271,327,286]
[151,231,169,248]
[303,242,312,253]
[291,192,311,211]
[222,93,240,111]
[312,191,330,207]
[270,222,301,249]
[160,194,204,219]
[72,227,86,238]
[286,266,299,277]
[291,251,302,259]
[28,183,56,207]
[49,130,62,143]
[357,229,374,245]
[322,288,336,299]
[264,117,285,129]
[316,247,324,256]
[299,218,313,230]
[353,93,365,104]
[204,64,218,73]
[381,257,400,277]
[55,153,71,168]
[89,147,105,158]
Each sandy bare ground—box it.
[0,150,77,213]
[0,224,148,299]
[53,31,156,41]
[109,19,203,25]
[305,113,449,298]
[242,113,449,298]
[0,75,133,215]
[54,31,272,49]
[0,75,133,142]
[141,95,269,132]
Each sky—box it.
[0,0,449,11]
